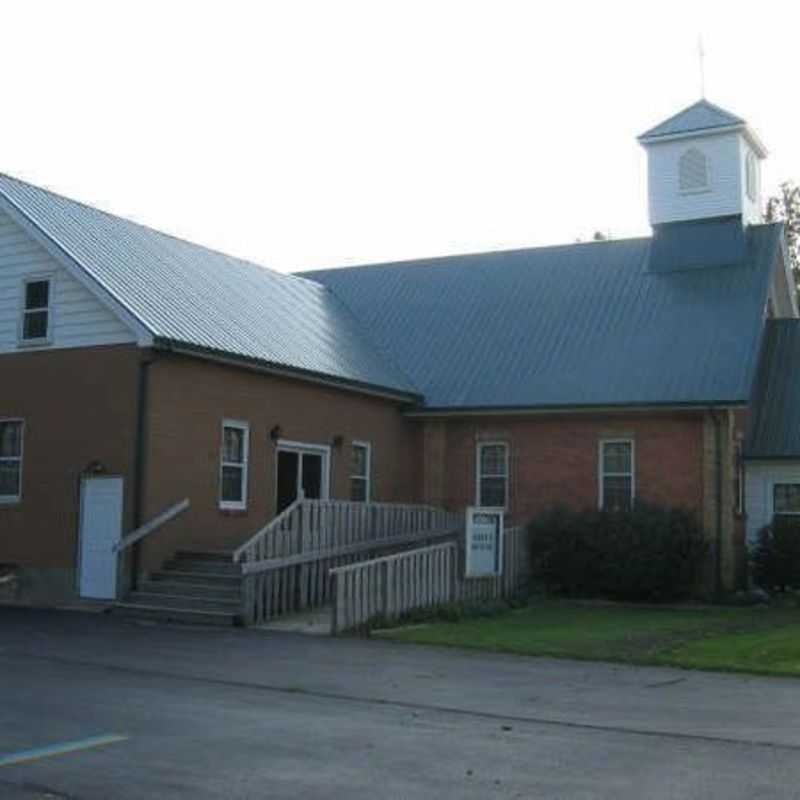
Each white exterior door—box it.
[78,476,123,599]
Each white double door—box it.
[275,441,330,513]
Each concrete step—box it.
[149,570,241,586]
[111,602,240,627]
[137,580,240,601]
[127,592,240,612]
[174,550,234,562]
[164,559,242,576]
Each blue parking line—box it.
[0,733,128,767]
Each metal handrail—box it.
[113,498,190,553]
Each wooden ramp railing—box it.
[329,526,529,634]
[331,542,457,634]
[233,499,462,626]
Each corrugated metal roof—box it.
[745,319,800,458]
[0,173,418,398]
[306,223,781,410]
[647,217,747,273]
[639,99,745,141]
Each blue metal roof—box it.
[647,217,747,273]
[639,99,745,141]
[745,320,800,458]
[0,174,418,398]
[307,223,781,410]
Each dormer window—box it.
[678,147,710,193]
[19,277,52,345]
[746,151,758,202]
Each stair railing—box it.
[113,498,191,554]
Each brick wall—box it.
[139,353,421,570]
[0,345,140,599]
[425,412,706,524]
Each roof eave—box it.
[638,123,768,157]
[154,338,422,404]
[404,400,748,418]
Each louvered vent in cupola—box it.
[678,147,709,193]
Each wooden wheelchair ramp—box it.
[329,527,528,635]
[234,499,464,628]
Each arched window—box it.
[746,151,758,202]
[678,147,709,193]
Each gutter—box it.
[710,408,724,597]
[130,351,157,590]
[405,401,747,419]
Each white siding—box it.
[744,462,800,546]
[0,210,135,353]
[739,137,763,225]
[647,131,745,226]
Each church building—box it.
[1,98,797,613]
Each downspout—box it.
[710,408,724,597]
[130,351,157,590]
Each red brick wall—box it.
[432,412,706,526]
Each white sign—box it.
[466,507,504,577]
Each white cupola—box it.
[638,99,767,227]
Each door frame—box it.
[274,439,332,508]
[77,474,124,600]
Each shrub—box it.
[750,517,800,592]
[527,503,707,602]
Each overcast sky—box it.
[3,1,798,273]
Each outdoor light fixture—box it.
[269,425,282,442]
[331,435,344,448]
[83,460,106,475]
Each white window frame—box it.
[769,480,800,518]
[275,439,331,505]
[598,438,635,511]
[219,419,250,511]
[0,418,24,504]
[350,440,372,503]
[18,274,55,347]
[475,441,509,509]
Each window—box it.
[773,484,800,517]
[19,277,52,344]
[678,147,709,193]
[219,420,249,509]
[476,442,508,508]
[745,151,758,202]
[0,420,24,503]
[599,439,634,511]
[350,441,371,502]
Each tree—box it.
[765,181,800,302]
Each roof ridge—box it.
[0,171,319,290]
[301,235,653,276]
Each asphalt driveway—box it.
[1,607,799,799]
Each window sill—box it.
[0,498,22,507]
[219,506,248,517]
[16,338,52,349]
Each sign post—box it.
[465,507,504,577]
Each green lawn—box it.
[379,602,800,677]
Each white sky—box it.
[3,0,799,273]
